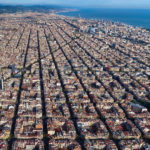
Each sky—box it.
[0,0,150,9]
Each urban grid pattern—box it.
[0,13,150,150]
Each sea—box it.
[58,8,150,29]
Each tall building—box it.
[0,75,3,90]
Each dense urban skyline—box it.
[0,0,150,147]
[0,12,150,149]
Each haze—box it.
[0,0,150,9]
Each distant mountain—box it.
[0,5,68,14]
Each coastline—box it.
[56,13,143,30]
[55,8,78,13]
[57,8,150,30]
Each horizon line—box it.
[0,4,150,9]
